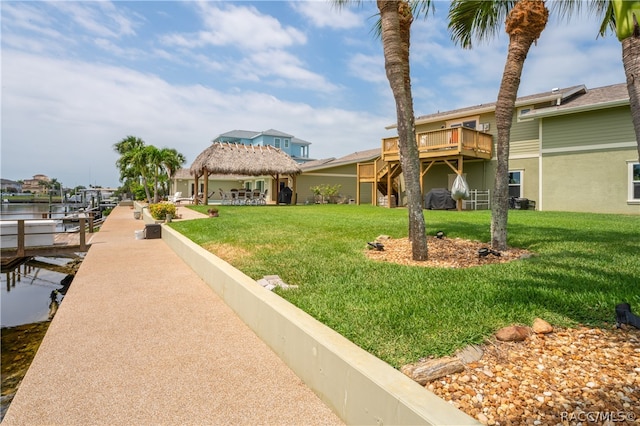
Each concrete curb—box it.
[158,215,479,425]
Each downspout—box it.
[538,119,543,211]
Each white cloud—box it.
[162,2,307,51]
[49,1,138,38]
[348,53,386,84]
[1,50,388,187]
[290,1,364,30]
[245,49,340,91]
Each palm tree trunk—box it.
[377,0,427,260]
[622,36,640,161]
[491,39,531,251]
[492,0,548,251]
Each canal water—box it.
[1,204,87,420]
[1,203,86,326]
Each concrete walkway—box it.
[2,205,343,425]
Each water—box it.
[1,203,85,327]
[0,201,79,221]
[1,256,80,327]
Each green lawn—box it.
[170,204,639,368]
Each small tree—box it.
[310,184,342,204]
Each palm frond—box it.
[448,0,516,49]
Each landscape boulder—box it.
[495,325,530,342]
[401,356,465,385]
[532,318,554,334]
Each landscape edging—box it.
[161,222,479,426]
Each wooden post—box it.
[386,164,392,208]
[194,174,200,205]
[372,162,377,206]
[292,175,297,205]
[356,164,361,205]
[17,220,25,257]
[457,155,464,211]
[79,218,86,251]
[203,170,209,205]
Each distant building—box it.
[0,178,22,193]
[21,174,50,194]
[213,129,314,163]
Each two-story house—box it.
[21,174,51,194]
[358,82,639,215]
[213,129,313,163]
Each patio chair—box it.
[219,188,231,205]
[168,192,182,203]
[175,193,195,205]
[230,189,239,205]
[258,189,268,205]
[251,189,261,205]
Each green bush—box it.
[149,202,176,220]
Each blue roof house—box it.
[213,129,313,163]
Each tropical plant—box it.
[448,0,549,251]
[114,136,186,203]
[149,202,176,220]
[160,147,186,196]
[335,0,430,260]
[310,184,342,204]
[115,136,153,203]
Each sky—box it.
[1,1,626,189]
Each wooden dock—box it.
[1,218,94,266]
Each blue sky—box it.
[1,1,625,188]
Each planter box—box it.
[1,220,56,248]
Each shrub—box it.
[149,202,176,220]
[310,184,342,204]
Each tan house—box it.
[360,82,639,215]
[21,174,50,194]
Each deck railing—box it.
[1,217,93,259]
[382,127,493,160]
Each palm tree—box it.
[158,147,186,199]
[335,0,430,260]
[448,0,548,251]
[114,136,153,203]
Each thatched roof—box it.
[190,142,302,177]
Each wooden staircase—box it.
[356,158,401,206]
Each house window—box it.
[517,106,534,122]
[508,171,522,198]
[284,139,289,148]
[449,119,477,129]
[629,162,640,202]
[274,138,281,148]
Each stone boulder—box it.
[532,318,553,334]
[401,356,465,385]
[495,325,530,342]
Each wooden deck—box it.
[381,127,493,162]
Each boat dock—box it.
[1,217,95,266]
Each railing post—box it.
[17,220,25,257]
[89,213,94,233]
[79,218,86,250]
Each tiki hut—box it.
[189,142,302,204]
